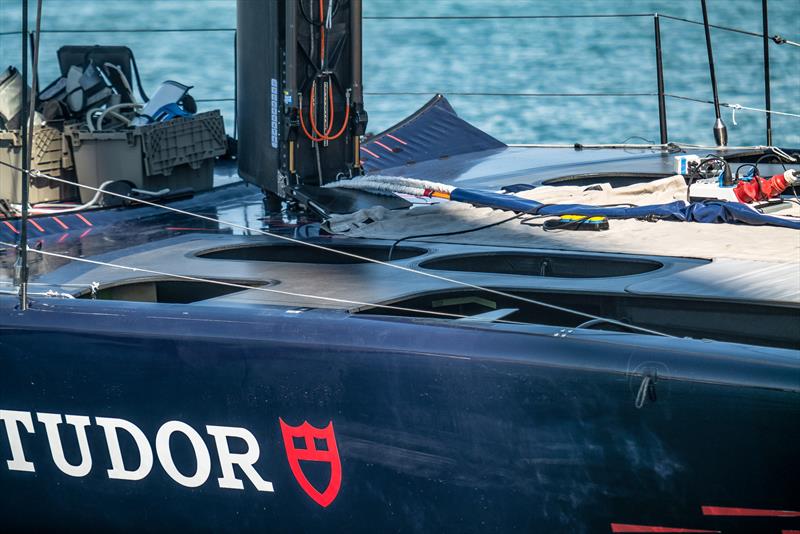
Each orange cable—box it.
[300,0,350,142]
[299,90,326,142]
[319,0,325,67]
[325,85,350,140]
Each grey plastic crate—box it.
[31,125,70,177]
[1,129,78,204]
[65,127,145,202]
[138,110,226,176]
[66,111,225,202]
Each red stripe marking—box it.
[79,228,92,239]
[57,233,69,243]
[28,219,45,232]
[361,146,381,159]
[386,133,407,145]
[51,216,69,230]
[75,213,93,227]
[702,506,800,517]
[611,524,719,533]
[373,140,394,152]
[3,221,19,234]
[360,146,380,159]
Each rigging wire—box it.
[0,239,469,320]
[363,14,656,20]
[658,14,800,47]
[364,91,658,97]
[0,160,673,338]
[1,12,795,45]
[664,94,800,119]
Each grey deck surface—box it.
[2,148,798,310]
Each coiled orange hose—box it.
[300,0,350,142]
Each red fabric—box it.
[734,173,789,203]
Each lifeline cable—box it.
[0,13,790,40]
[0,159,674,338]
[0,239,470,320]
[664,94,800,119]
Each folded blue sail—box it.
[449,188,800,230]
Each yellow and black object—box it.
[543,215,610,232]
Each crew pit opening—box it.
[357,289,798,350]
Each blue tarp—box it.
[449,188,800,230]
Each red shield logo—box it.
[279,418,342,507]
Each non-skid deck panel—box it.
[626,259,800,306]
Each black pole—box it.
[350,0,363,106]
[762,0,772,145]
[17,0,29,310]
[654,14,668,144]
[700,0,727,146]
[27,2,43,165]
[233,30,238,140]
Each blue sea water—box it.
[1,0,798,146]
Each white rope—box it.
[768,146,798,163]
[722,101,800,120]
[324,174,454,196]
[730,103,741,126]
[13,180,115,215]
[0,163,672,337]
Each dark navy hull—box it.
[1,297,797,532]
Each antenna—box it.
[16,0,30,310]
[762,0,773,145]
[16,0,43,311]
[700,0,727,146]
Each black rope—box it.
[387,213,525,261]
[665,93,764,110]
[0,14,795,46]
[21,28,235,34]
[364,14,656,20]
[659,14,796,45]
[386,213,553,261]
[195,92,659,103]
[364,91,658,97]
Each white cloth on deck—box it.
[324,175,800,263]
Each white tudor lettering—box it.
[0,410,274,493]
